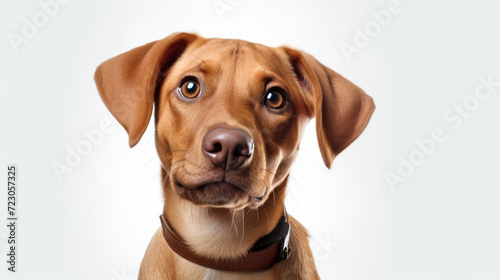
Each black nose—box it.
[202,127,254,170]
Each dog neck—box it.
[161,169,287,261]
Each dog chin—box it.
[175,181,265,209]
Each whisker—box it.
[240,210,245,245]
[287,186,300,214]
[256,179,268,196]
[263,206,270,224]
[197,217,203,239]
[190,200,197,237]
[170,158,187,168]
[140,132,156,163]
[296,153,304,169]
[167,149,189,153]
[160,163,185,190]
[147,170,162,189]
[134,150,187,181]
[144,156,183,190]
[162,172,169,187]
[140,150,185,169]
[288,174,307,195]
[231,209,239,237]
[286,173,307,212]
[169,162,185,175]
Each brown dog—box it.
[95,33,374,279]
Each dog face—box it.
[154,38,314,209]
[95,33,375,210]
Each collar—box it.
[159,213,292,271]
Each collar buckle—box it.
[251,216,292,262]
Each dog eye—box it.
[264,89,286,110]
[179,79,201,99]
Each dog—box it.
[94,32,374,279]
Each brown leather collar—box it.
[159,214,292,271]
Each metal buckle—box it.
[250,216,292,263]
[275,217,291,261]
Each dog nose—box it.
[202,127,254,170]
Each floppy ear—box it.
[281,47,375,168]
[94,32,199,147]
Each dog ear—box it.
[94,33,199,147]
[281,47,375,168]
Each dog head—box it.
[95,33,374,210]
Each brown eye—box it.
[179,79,201,98]
[265,89,286,110]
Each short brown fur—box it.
[95,33,375,279]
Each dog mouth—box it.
[175,180,266,208]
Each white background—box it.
[1,0,499,279]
